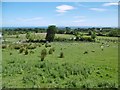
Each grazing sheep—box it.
[106,45,110,47]
[91,50,95,52]
[73,37,76,40]
[100,45,104,51]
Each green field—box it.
[2,33,118,88]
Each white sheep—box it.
[106,45,110,47]
[100,45,104,51]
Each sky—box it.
[2,2,118,27]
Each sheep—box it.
[91,50,95,52]
[106,45,110,47]
[100,45,104,51]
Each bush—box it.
[16,35,19,38]
[80,37,93,42]
[27,45,36,49]
[49,47,55,54]
[19,48,24,53]
[38,44,41,47]
[41,49,47,61]
[55,37,69,42]
[59,52,64,58]
[30,50,34,54]
[52,47,55,52]
[49,48,53,54]
[2,44,7,49]
[91,31,96,39]
[10,52,12,55]
[14,45,21,50]
[24,49,28,55]
[107,30,118,37]
[45,43,51,48]
[83,51,88,54]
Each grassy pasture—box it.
[2,34,118,88]
[3,33,118,44]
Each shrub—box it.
[52,47,55,52]
[42,43,44,45]
[30,50,34,54]
[8,44,14,50]
[14,45,21,50]
[24,49,28,55]
[49,48,53,54]
[83,51,88,54]
[45,43,51,48]
[49,47,55,54]
[2,44,7,49]
[91,31,96,39]
[27,45,36,49]
[80,37,93,42]
[10,52,12,55]
[59,52,64,58]
[39,44,41,47]
[41,49,47,61]
[107,30,118,37]
[19,48,24,53]
[16,35,19,38]
[55,37,68,42]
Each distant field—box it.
[3,33,118,43]
[2,34,118,88]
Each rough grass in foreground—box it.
[2,41,118,88]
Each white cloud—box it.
[89,8,107,12]
[17,17,43,22]
[56,5,75,13]
[103,2,118,6]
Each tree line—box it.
[2,26,119,38]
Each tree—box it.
[88,30,92,35]
[75,32,83,41]
[26,32,30,40]
[91,31,96,40]
[41,49,47,61]
[65,27,71,34]
[26,32,35,41]
[107,30,118,37]
[46,25,57,42]
[57,29,65,34]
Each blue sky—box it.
[2,2,118,27]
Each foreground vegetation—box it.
[1,26,119,88]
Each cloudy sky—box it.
[2,2,118,27]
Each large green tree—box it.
[46,25,57,42]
